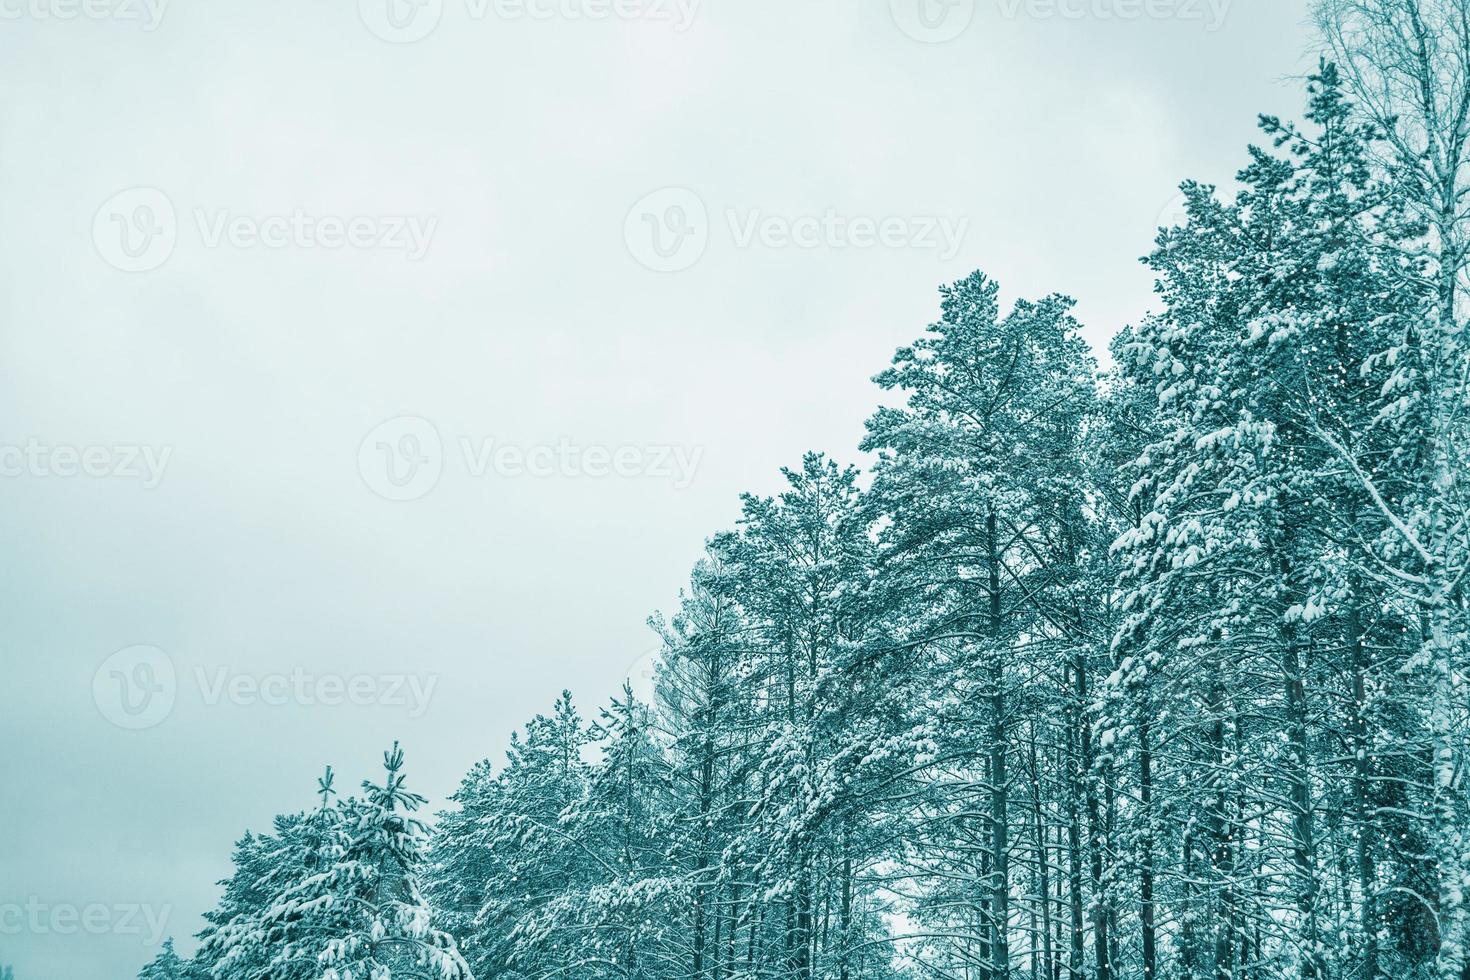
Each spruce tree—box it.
[313,744,472,980]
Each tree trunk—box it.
[988,509,1011,978]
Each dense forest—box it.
[130,1,1470,978]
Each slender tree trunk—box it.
[1030,722,1056,980]
[987,510,1011,978]
[1067,732,1087,980]
[1182,824,1200,980]
[840,848,853,980]
[1139,712,1158,980]
[1207,677,1235,980]
[1076,652,1112,980]
[1347,588,1380,980]
[1281,612,1324,979]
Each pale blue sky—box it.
[0,1,1315,975]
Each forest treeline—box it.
[136,2,1470,979]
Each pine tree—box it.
[425,695,594,979]
[200,768,355,980]
[510,687,680,978]
[138,939,202,980]
[862,271,1107,980]
[311,744,472,980]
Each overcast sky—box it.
[0,1,1317,975]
